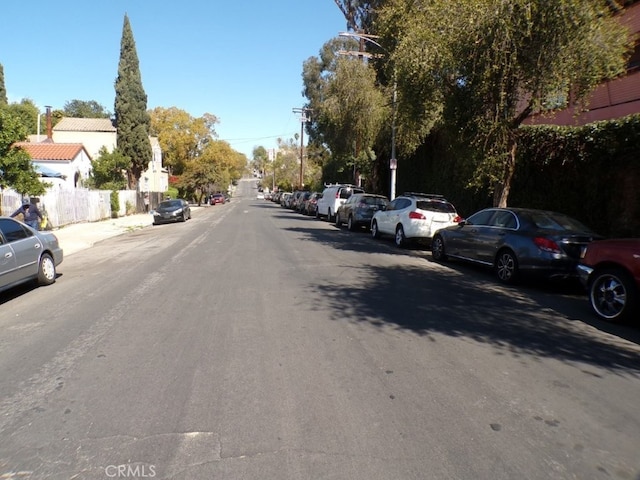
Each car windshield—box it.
[159,200,182,209]
[528,211,592,232]
[416,199,456,213]
[340,188,364,199]
[362,197,388,206]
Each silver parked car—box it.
[0,217,63,292]
[431,207,600,284]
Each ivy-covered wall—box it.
[397,114,640,238]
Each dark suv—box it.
[335,193,390,231]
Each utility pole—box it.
[293,107,311,189]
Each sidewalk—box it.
[52,213,155,256]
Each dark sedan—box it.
[152,199,191,225]
[335,193,389,231]
[431,207,599,284]
[1,217,63,292]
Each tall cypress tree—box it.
[114,14,152,190]
[0,64,8,106]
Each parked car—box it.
[210,193,226,205]
[0,217,63,292]
[316,184,365,221]
[371,193,461,247]
[296,191,313,214]
[289,190,309,211]
[577,238,640,323]
[152,199,191,225]
[305,192,323,217]
[280,192,293,208]
[431,207,600,284]
[336,193,389,231]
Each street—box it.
[1,178,639,480]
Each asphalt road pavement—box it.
[1,178,639,480]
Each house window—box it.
[627,42,640,72]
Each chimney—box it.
[45,106,53,141]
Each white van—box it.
[316,184,365,221]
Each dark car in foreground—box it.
[577,238,640,323]
[431,207,599,284]
[153,199,191,225]
[0,217,63,292]
[336,193,389,231]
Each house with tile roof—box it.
[52,117,117,159]
[50,117,168,193]
[15,142,92,189]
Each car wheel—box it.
[335,213,342,227]
[315,209,320,219]
[431,234,447,261]
[495,249,519,284]
[347,215,355,231]
[37,253,56,285]
[589,268,637,323]
[179,213,186,222]
[371,220,380,239]
[395,225,407,248]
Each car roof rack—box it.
[324,183,358,187]
[403,192,445,199]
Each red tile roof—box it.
[14,142,90,161]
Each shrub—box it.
[110,190,119,218]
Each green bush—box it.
[110,190,119,218]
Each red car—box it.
[577,239,640,323]
[210,193,225,205]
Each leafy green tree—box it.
[302,37,386,185]
[252,146,268,175]
[176,159,219,204]
[64,99,111,118]
[87,146,129,190]
[149,107,217,175]
[333,0,382,33]
[1,99,39,135]
[377,0,633,206]
[114,13,152,190]
[0,63,7,105]
[0,110,46,195]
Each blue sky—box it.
[0,1,348,159]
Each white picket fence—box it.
[1,187,142,228]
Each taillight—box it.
[408,211,426,220]
[533,237,561,253]
[335,192,340,198]
[453,215,463,223]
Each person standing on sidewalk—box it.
[11,198,43,231]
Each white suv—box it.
[371,192,462,247]
[316,184,365,221]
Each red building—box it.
[525,0,640,126]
